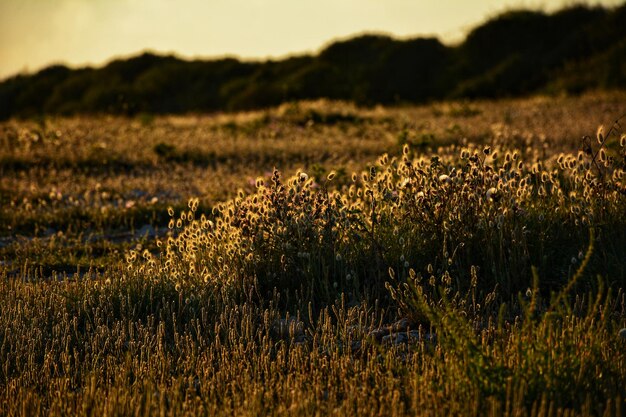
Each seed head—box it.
[438,174,451,184]
[596,125,605,144]
[486,187,498,201]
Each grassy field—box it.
[1,92,626,416]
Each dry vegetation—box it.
[1,92,626,416]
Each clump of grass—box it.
[386,230,625,415]
[129,133,625,310]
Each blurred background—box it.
[1,0,625,118]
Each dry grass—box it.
[1,92,626,416]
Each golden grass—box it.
[1,92,626,416]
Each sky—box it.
[0,0,624,80]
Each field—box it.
[1,92,626,416]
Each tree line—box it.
[1,4,625,119]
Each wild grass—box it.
[1,92,626,416]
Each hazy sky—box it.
[0,0,623,80]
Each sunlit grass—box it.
[1,93,625,416]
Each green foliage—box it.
[386,230,624,414]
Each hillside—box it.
[1,4,625,119]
